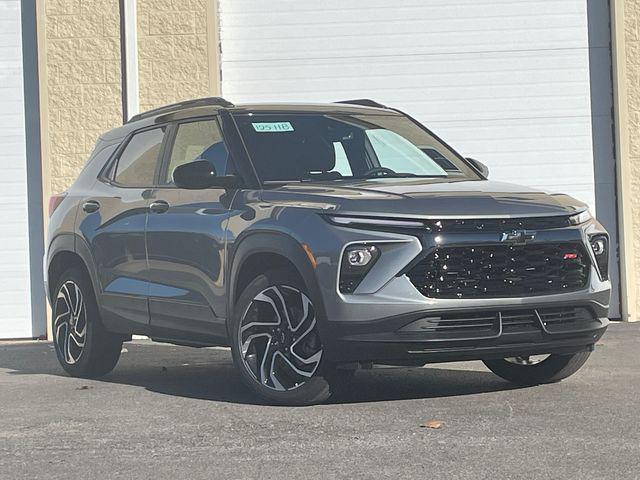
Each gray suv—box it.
[45,97,610,405]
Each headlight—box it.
[326,215,425,229]
[569,210,592,225]
[339,245,380,294]
[589,234,609,281]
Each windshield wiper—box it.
[358,173,447,179]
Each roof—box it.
[99,97,399,142]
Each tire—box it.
[230,269,331,405]
[52,267,123,378]
[482,351,592,385]
[322,366,357,397]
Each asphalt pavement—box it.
[1,322,639,479]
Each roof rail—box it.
[335,99,388,109]
[127,97,234,123]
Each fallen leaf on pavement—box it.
[420,420,444,429]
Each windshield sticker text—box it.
[251,122,294,133]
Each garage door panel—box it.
[223,49,594,121]
[221,1,592,61]
[220,31,590,63]
[0,74,25,89]
[0,140,29,156]
[0,183,29,200]
[431,118,593,153]
[0,0,33,338]
[431,116,595,205]
[222,0,587,23]
[222,49,591,82]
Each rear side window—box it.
[165,119,229,184]
[114,127,165,186]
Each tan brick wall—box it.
[136,0,217,112]
[624,0,640,316]
[42,0,218,193]
[44,0,123,194]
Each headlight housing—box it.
[569,210,592,225]
[339,244,380,294]
[589,234,609,281]
[326,215,425,229]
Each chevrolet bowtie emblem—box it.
[500,230,536,244]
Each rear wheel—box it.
[52,267,123,378]
[230,269,331,405]
[483,351,592,385]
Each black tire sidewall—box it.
[483,351,592,385]
[230,269,330,405]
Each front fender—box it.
[227,231,328,335]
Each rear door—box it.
[145,117,234,342]
[79,125,168,333]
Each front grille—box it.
[500,310,539,331]
[424,216,571,233]
[407,242,590,298]
[409,311,498,334]
[538,306,596,333]
[399,307,596,339]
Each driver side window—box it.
[165,119,230,184]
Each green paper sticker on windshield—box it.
[252,122,294,133]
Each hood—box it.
[261,178,587,218]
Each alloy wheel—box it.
[238,285,323,391]
[504,354,550,366]
[54,281,87,365]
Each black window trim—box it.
[98,123,171,189]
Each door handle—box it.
[149,200,170,214]
[82,200,100,213]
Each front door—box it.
[145,118,234,342]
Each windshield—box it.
[233,112,480,182]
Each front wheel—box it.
[230,269,331,405]
[482,351,592,385]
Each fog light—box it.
[340,245,380,294]
[589,234,609,281]
[591,238,606,256]
[347,246,376,266]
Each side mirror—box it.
[466,157,489,178]
[172,160,240,189]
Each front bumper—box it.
[305,213,611,365]
[323,300,608,365]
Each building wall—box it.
[626,0,640,317]
[43,0,123,195]
[136,0,219,112]
[41,0,219,195]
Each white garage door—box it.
[218,0,619,316]
[0,0,37,338]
